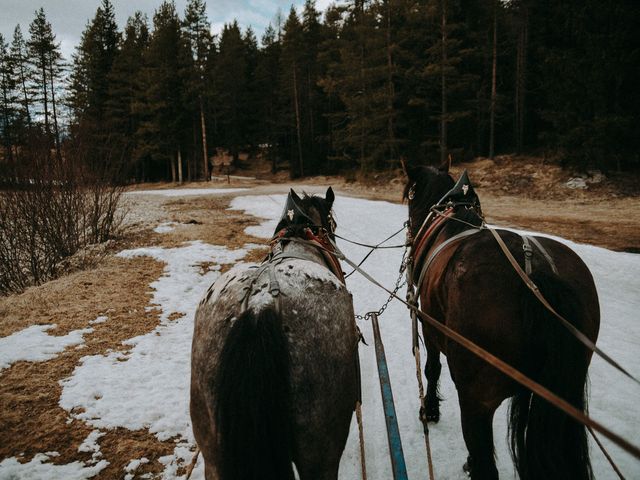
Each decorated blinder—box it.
[274,189,317,234]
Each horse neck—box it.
[280,238,326,266]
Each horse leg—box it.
[423,343,442,422]
[459,395,498,480]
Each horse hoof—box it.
[419,406,440,424]
[426,412,440,423]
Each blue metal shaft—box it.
[370,312,409,480]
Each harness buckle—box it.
[522,242,533,258]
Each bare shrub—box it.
[0,139,127,295]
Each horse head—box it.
[274,187,336,237]
[403,162,454,238]
[403,162,483,238]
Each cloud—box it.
[1,0,341,59]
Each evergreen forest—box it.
[1,0,638,182]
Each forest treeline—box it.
[1,0,638,182]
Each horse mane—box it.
[300,192,333,226]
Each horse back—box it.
[420,229,600,379]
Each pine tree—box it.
[69,0,120,150]
[27,8,64,160]
[9,25,32,132]
[0,33,17,163]
[136,1,188,181]
[215,21,247,161]
[183,0,211,179]
[104,12,149,178]
[255,24,282,172]
[281,7,306,177]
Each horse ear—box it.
[325,186,335,205]
[438,154,452,173]
[400,157,409,177]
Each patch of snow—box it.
[59,241,250,458]
[78,430,105,465]
[89,316,108,325]
[0,453,108,479]
[0,325,93,371]
[124,457,149,474]
[126,188,248,197]
[566,177,588,189]
[154,222,179,233]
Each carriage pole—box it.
[370,312,409,480]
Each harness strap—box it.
[522,236,534,275]
[416,228,481,291]
[528,236,558,274]
[489,228,640,386]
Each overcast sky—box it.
[1,0,335,59]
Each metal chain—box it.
[355,246,409,321]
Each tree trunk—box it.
[48,59,62,163]
[440,0,448,165]
[200,99,209,181]
[385,0,396,167]
[40,55,51,156]
[293,62,304,177]
[18,56,31,125]
[170,155,176,183]
[489,0,497,159]
[177,149,183,184]
[1,69,14,164]
[515,3,528,153]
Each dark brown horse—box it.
[190,188,359,480]
[404,163,600,480]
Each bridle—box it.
[407,183,484,288]
[269,213,344,284]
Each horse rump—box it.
[213,307,294,480]
[508,271,593,480]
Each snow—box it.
[58,241,251,475]
[126,188,248,197]
[77,430,105,466]
[27,190,636,479]
[89,316,108,325]
[0,453,108,479]
[124,457,149,479]
[154,222,179,233]
[0,325,93,371]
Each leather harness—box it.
[410,204,558,293]
[240,227,345,315]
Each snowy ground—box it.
[1,188,638,479]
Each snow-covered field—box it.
[1,189,638,479]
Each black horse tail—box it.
[213,307,294,480]
[509,271,593,480]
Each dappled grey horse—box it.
[190,187,359,480]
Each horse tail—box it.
[213,307,294,480]
[509,271,593,480]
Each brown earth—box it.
[0,155,638,477]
